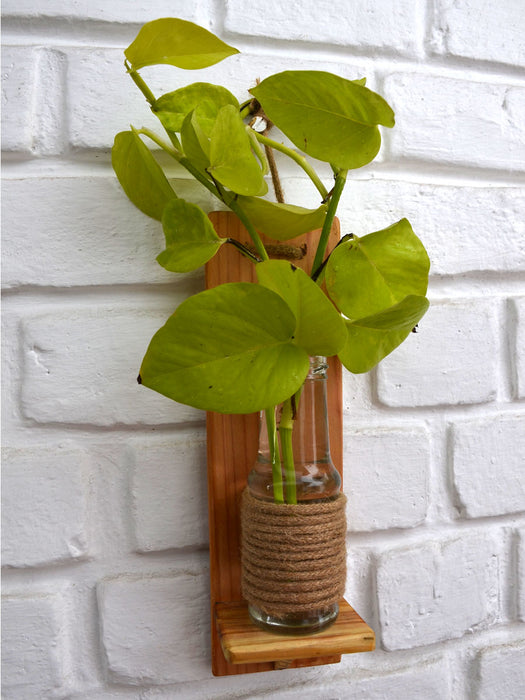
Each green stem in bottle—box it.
[311,169,347,280]
[253,132,329,201]
[280,397,297,504]
[265,407,284,504]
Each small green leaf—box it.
[153,83,239,133]
[325,219,430,319]
[338,295,430,373]
[237,197,327,240]
[157,199,225,273]
[112,129,176,220]
[250,71,394,169]
[256,260,346,357]
[125,18,239,70]
[181,110,212,172]
[139,283,309,413]
[209,105,268,196]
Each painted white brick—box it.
[66,47,370,150]
[225,0,422,56]
[431,0,525,68]
[377,299,498,407]
[1,592,68,699]
[1,46,36,153]
[98,572,209,685]
[451,414,525,519]
[128,432,208,552]
[1,444,90,567]
[20,306,200,426]
[518,529,525,622]
[344,427,430,531]
[475,641,525,700]
[510,297,525,399]
[377,533,500,650]
[1,176,214,288]
[2,0,213,25]
[383,73,525,171]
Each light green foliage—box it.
[250,71,394,169]
[325,219,430,319]
[236,198,327,240]
[157,199,225,272]
[112,129,176,220]
[125,18,239,70]
[256,260,346,357]
[113,17,431,419]
[139,283,310,413]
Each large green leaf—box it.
[209,105,268,196]
[256,260,346,357]
[237,197,327,241]
[153,83,239,134]
[325,219,430,319]
[339,295,429,373]
[125,18,239,70]
[112,129,176,220]
[250,71,394,169]
[139,283,309,413]
[157,199,225,273]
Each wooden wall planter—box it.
[205,212,375,676]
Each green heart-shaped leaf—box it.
[209,105,268,196]
[139,283,309,413]
[326,219,430,319]
[250,71,394,169]
[112,129,176,220]
[153,83,239,134]
[237,197,327,240]
[125,18,239,70]
[338,295,429,373]
[157,199,225,273]
[181,110,212,172]
[256,260,346,357]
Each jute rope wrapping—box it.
[240,489,347,615]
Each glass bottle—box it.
[246,356,342,634]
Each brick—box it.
[284,178,525,277]
[1,176,215,288]
[1,46,36,153]
[431,0,525,68]
[98,572,209,684]
[510,297,525,399]
[475,641,525,700]
[66,47,370,150]
[1,592,68,698]
[383,73,525,171]
[377,533,499,650]
[2,0,213,24]
[344,426,430,531]
[376,299,498,407]
[451,414,525,519]
[518,529,525,621]
[225,0,422,55]
[1,444,90,567]
[20,306,201,426]
[128,432,208,552]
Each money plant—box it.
[112,18,430,504]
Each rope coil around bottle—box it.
[240,488,347,615]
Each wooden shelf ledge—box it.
[215,599,375,668]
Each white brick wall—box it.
[2,1,524,698]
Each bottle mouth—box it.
[308,355,328,377]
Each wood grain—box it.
[205,212,351,676]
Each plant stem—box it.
[265,408,284,504]
[311,169,348,279]
[253,132,329,201]
[225,238,262,263]
[228,199,269,261]
[125,61,156,106]
[280,397,297,504]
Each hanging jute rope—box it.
[240,489,347,615]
